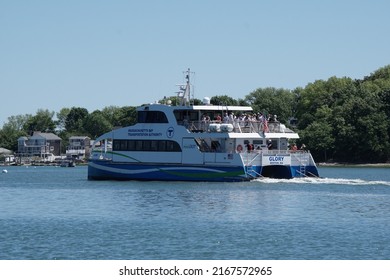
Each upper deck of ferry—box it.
[137,102,297,137]
[136,68,298,138]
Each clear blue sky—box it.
[1,0,389,125]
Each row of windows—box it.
[113,140,182,152]
[137,111,168,123]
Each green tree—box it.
[192,98,203,105]
[0,115,31,151]
[245,87,294,123]
[237,98,249,106]
[101,106,123,127]
[210,95,239,106]
[116,106,137,127]
[363,65,390,81]
[101,106,137,128]
[379,88,390,137]
[56,108,71,132]
[296,77,357,129]
[82,110,112,138]
[332,91,389,162]
[3,114,32,131]
[23,109,56,135]
[296,73,390,163]
[301,121,334,162]
[65,107,89,133]
[300,105,335,161]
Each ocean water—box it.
[0,165,389,260]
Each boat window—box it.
[137,111,168,123]
[143,141,151,151]
[135,140,143,150]
[113,141,120,151]
[127,140,135,150]
[211,141,221,152]
[150,140,158,151]
[158,140,167,151]
[174,110,199,123]
[120,140,128,151]
[167,141,175,151]
[113,139,181,152]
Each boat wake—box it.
[253,177,390,186]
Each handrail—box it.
[180,120,288,133]
[245,152,261,166]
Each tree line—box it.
[1,65,390,163]
[0,106,137,155]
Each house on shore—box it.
[0,147,14,164]
[66,136,91,160]
[17,132,62,161]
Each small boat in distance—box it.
[60,160,76,167]
[88,69,319,182]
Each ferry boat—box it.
[88,70,319,182]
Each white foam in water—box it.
[254,177,390,186]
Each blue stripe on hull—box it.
[88,161,248,182]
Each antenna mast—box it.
[177,68,194,106]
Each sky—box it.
[1,0,390,126]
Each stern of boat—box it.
[241,150,319,179]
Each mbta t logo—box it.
[166,127,175,138]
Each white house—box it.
[66,136,91,160]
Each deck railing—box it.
[179,120,289,133]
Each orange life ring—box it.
[237,144,243,152]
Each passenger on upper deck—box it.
[229,112,235,123]
[246,142,254,152]
[223,113,230,123]
[257,113,264,122]
[201,114,210,131]
[291,143,298,152]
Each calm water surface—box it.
[0,165,389,259]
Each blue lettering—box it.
[269,156,284,162]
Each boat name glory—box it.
[269,156,284,162]
[128,129,162,137]
[262,155,291,166]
